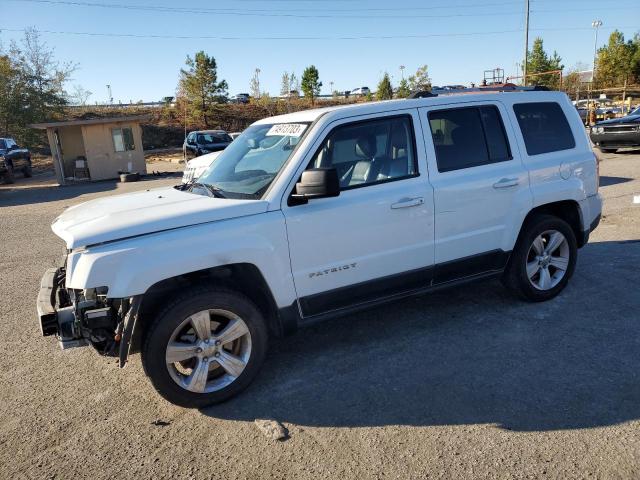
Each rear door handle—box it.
[391,197,424,209]
[493,177,519,189]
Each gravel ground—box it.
[0,151,638,479]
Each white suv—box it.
[37,90,601,407]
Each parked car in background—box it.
[0,137,32,183]
[230,93,250,104]
[182,150,222,184]
[574,99,624,123]
[38,90,601,407]
[183,130,233,160]
[590,106,640,153]
[350,87,370,96]
[229,132,242,140]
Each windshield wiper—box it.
[189,182,226,199]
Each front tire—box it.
[3,165,14,184]
[502,215,577,302]
[142,287,268,408]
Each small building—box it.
[31,116,148,184]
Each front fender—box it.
[66,211,296,308]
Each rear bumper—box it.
[578,193,602,247]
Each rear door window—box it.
[513,102,575,155]
[428,105,511,172]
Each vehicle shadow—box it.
[599,176,633,187]
[614,148,640,155]
[0,172,181,207]
[202,240,640,432]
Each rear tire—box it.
[119,172,139,182]
[142,287,268,408]
[3,165,14,184]
[502,215,577,302]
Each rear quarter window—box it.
[513,102,575,155]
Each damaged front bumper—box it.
[37,267,87,349]
[36,266,141,366]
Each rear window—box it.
[198,133,232,144]
[513,102,575,155]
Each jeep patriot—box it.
[37,90,602,407]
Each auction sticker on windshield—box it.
[266,124,307,137]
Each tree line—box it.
[0,29,74,145]
[526,31,640,92]
[2,30,639,144]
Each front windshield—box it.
[195,122,309,199]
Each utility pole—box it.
[329,81,334,95]
[591,20,602,83]
[589,20,602,125]
[522,0,530,86]
[399,65,405,80]
[106,84,113,104]
[184,100,187,142]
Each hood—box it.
[52,186,269,249]
[596,114,640,126]
[187,151,221,169]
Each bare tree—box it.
[71,85,92,105]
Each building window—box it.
[112,127,135,152]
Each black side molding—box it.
[292,249,511,322]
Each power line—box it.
[6,0,526,13]
[6,0,527,19]
[1,25,634,41]
[8,0,640,17]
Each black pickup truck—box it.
[0,137,32,183]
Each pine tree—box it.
[396,78,410,98]
[376,73,393,100]
[179,51,227,127]
[301,65,322,105]
[526,38,563,89]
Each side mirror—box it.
[289,168,340,206]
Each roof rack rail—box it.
[408,84,550,99]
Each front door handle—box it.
[391,197,424,209]
[493,177,519,189]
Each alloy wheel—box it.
[526,229,570,291]
[165,309,252,394]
